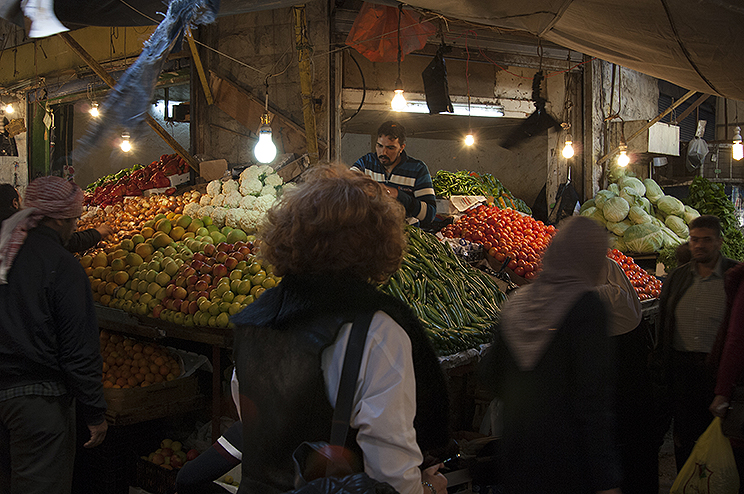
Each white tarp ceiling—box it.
[402,0,744,101]
[2,0,743,101]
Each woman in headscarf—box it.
[480,216,622,494]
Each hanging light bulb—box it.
[391,78,406,112]
[617,143,630,167]
[254,113,277,163]
[562,135,574,159]
[733,126,743,161]
[391,4,406,112]
[464,133,475,146]
[120,132,131,152]
[4,103,14,114]
[89,102,99,117]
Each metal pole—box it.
[293,5,319,165]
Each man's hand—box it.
[84,420,108,448]
[421,463,447,494]
[383,185,399,199]
[710,394,730,418]
[95,223,114,240]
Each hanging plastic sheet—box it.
[345,2,435,63]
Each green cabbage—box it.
[657,195,685,217]
[684,205,701,225]
[608,183,620,196]
[628,205,651,224]
[640,197,653,216]
[591,207,607,226]
[609,234,626,251]
[594,189,616,210]
[579,198,595,214]
[620,176,646,197]
[620,186,641,207]
[661,225,684,248]
[581,206,597,217]
[603,196,630,222]
[666,215,689,238]
[650,216,666,229]
[623,223,664,254]
[643,178,664,204]
[606,219,633,236]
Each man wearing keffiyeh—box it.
[0,176,107,494]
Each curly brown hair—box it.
[258,164,407,283]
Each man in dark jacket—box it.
[0,182,112,252]
[658,214,738,471]
[0,176,107,494]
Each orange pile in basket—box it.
[100,331,181,388]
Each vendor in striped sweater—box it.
[352,120,436,228]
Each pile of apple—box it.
[142,438,199,471]
[152,240,279,328]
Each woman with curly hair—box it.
[230,164,450,494]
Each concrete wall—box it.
[194,2,330,167]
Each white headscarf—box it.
[499,216,608,370]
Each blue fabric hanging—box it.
[74,0,219,161]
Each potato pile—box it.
[100,331,181,388]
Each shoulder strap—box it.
[329,311,374,446]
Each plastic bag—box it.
[670,417,740,494]
[345,2,435,63]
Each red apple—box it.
[165,284,176,297]
[164,298,176,311]
[180,302,190,314]
[192,252,206,263]
[225,257,238,270]
[194,280,209,291]
[212,264,228,279]
[187,291,199,302]
[186,449,199,461]
[232,252,245,262]
[197,290,210,300]
[198,273,212,285]
[238,246,252,256]
[215,251,229,264]
[161,448,174,457]
[190,259,205,272]
[205,257,216,266]
[199,263,213,275]
[234,241,246,250]
[186,274,199,287]
[152,305,164,318]
[170,455,183,469]
[173,286,188,300]
[175,275,187,288]
[203,244,216,256]
[183,266,197,278]
[171,299,183,312]
[216,242,232,252]
[188,300,199,315]
[152,453,165,465]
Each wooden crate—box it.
[104,375,202,425]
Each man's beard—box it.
[378,155,390,163]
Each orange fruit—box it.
[154,374,164,383]
[145,373,156,383]
[159,365,170,376]
[141,381,151,387]
[127,377,138,387]
[149,363,159,374]
[103,381,114,388]
[116,378,128,387]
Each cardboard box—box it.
[168,173,190,187]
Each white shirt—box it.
[232,310,425,494]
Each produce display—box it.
[193,165,293,233]
[684,176,744,262]
[580,175,701,254]
[607,249,663,301]
[100,331,181,388]
[141,438,200,471]
[438,204,556,280]
[432,170,532,214]
[381,227,505,356]
[85,153,191,206]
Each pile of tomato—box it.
[439,205,556,280]
[607,249,662,300]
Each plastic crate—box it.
[135,456,179,494]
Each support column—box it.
[293,5,320,165]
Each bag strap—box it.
[329,311,374,447]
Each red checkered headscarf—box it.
[0,176,84,284]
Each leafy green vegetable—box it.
[603,196,630,222]
[623,223,665,254]
[684,176,744,261]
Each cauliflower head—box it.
[239,166,261,183]
[183,202,201,218]
[253,195,276,213]
[222,179,239,195]
[239,178,263,197]
[198,205,215,220]
[260,184,277,197]
[225,209,244,229]
[223,191,243,208]
[211,207,228,228]
[210,194,225,207]
[238,210,261,233]
[239,195,256,210]
[206,180,222,197]
[263,173,283,187]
